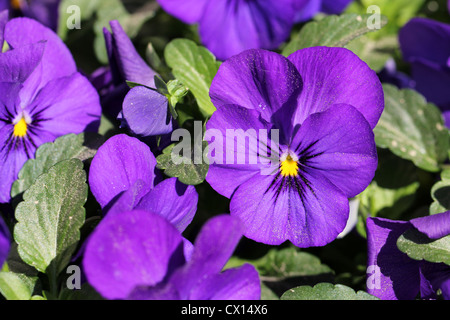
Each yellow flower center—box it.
[13,117,28,138]
[280,155,299,177]
[10,0,22,10]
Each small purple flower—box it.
[399,17,450,127]
[88,134,198,232]
[83,212,261,300]
[0,215,10,267]
[366,212,450,300]
[205,47,383,247]
[0,17,101,203]
[377,58,415,90]
[92,20,158,118]
[0,0,61,31]
[156,0,297,60]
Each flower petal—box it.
[366,217,421,300]
[410,211,450,240]
[121,86,172,137]
[136,177,198,233]
[88,134,157,208]
[399,17,450,67]
[199,0,295,60]
[189,264,261,300]
[156,0,209,24]
[205,104,275,198]
[107,20,156,88]
[0,214,10,267]
[288,46,384,129]
[169,214,244,299]
[0,41,45,84]
[290,103,378,198]
[209,49,303,125]
[83,210,185,300]
[230,169,349,247]
[5,17,76,86]
[25,72,101,136]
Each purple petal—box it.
[0,10,8,46]
[83,210,185,300]
[290,104,378,198]
[399,18,450,67]
[88,134,157,208]
[419,262,450,300]
[127,282,180,300]
[189,264,261,300]
[169,214,244,299]
[107,20,156,88]
[25,72,101,136]
[366,217,421,300]
[294,0,321,22]
[199,0,296,60]
[105,179,149,217]
[156,0,209,24]
[408,58,450,110]
[0,125,32,203]
[288,46,384,129]
[136,177,198,233]
[320,0,353,14]
[230,169,349,247]
[0,214,10,267]
[121,86,172,137]
[205,104,274,198]
[0,41,45,84]
[410,211,450,240]
[210,49,302,124]
[22,0,61,31]
[4,17,76,86]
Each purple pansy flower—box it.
[0,215,10,267]
[399,17,450,127]
[92,20,157,118]
[156,0,297,60]
[88,133,198,232]
[83,211,260,300]
[0,17,101,203]
[366,211,450,300]
[205,47,383,247]
[0,0,61,31]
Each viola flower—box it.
[0,0,61,30]
[0,17,101,203]
[205,48,383,247]
[366,211,450,300]
[88,134,198,232]
[156,0,297,60]
[0,215,10,267]
[83,211,260,300]
[92,20,157,118]
[399,17,450,127]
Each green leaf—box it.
[226,247,334,299]
[11,133,103,200]
[346,34,398,72]
[0,271,34,300]
[14,159,88,276]
[397,228,450,266]
[430,169,450,215]
[156,142,209,186]
[374,84,449,172]
[164,39,221,118]
[282,13,388,56]
[281,283,379,300]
